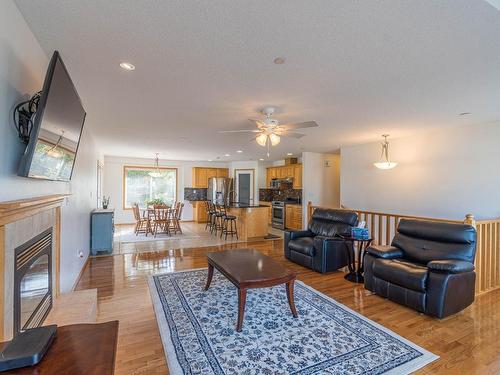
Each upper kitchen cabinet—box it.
[293,164,302,189]
[217,168,229,178]
[193,168,208,188]
[265,164,302,189]
[192,167,229,188]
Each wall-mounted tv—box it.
[18,51,86,181]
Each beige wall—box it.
[302,152,341,227]
[0,0,100,292]
[340,121,500,220]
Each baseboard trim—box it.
[72,255,90,291]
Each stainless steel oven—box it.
[272,201,285,229]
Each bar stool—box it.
[221,214,238,240]
[205,201,215,231]
[212,204,226,235]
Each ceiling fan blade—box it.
[218,129,262,133]
[278,121,318,131]
[280,131,305,138]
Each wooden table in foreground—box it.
[204,249,298,332]
[0,321,119,375]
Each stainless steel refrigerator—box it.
[207,177,234,205]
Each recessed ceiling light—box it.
[259,158,264,161]
[207,159,213,162]
[224,154,230,157]
[236,150,243,153]
[458,112,471,116]
[287,153,293,156]
[119,62,135,71]
[274,57,285,64]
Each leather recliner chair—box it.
[364,219,477,318]
[284,208,358,273]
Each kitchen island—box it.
[226,204,270,240]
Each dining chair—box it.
[132,203,149,235]
[172,202,184,234]
[152,205,171,237]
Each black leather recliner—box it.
[364,219,477,318]
[284,208,358,273]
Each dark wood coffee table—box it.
[0,321,118,374]
[205,248,298,332]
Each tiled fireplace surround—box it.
[0,195,64,341]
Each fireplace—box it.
[13,228,53,335]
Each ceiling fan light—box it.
[269,133,280,146]
[256,133,267,147]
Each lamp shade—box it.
[46,148,63,158]
[269,133,280,146]
[256,133,267,147]
[373,161,398,170]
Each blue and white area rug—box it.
[148,269,438,374]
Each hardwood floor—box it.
[75,239,500,375]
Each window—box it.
[123,166,177,209]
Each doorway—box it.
[234,169,255,205]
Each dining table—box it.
[139,206,171,235]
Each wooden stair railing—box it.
[307,202,500,296]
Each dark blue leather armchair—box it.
[364,219,477,318]
[284,208,358,273]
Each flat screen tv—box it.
[18,51,86,181]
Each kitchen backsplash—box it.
[259,188,302,202]
[184,188,207,201]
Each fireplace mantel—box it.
[0,194,68,340]
[0,194,69,226]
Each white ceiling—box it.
[14,0,500,161]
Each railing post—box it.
[464,214,476,229]
[307,201,313,223]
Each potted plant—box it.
[102,196,110,209]
[146,198,165,207]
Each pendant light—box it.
[374,135,397,170]
[46,130,64,158]
[149,153,162,177]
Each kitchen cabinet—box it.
[207,168,218,181]
[293,165,302,189]
[265,164,302,189]
[192,167,229,189]
[259,201,272,225]
[193,168,207,188]
[217,169,229,178]
[193,201,208,223]
[285,205,303,230]
[191,167,229,222]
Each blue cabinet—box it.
[90,209,114,255]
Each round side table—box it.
[341,237,373,283]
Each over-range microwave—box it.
[270,178,293,189]
[270,179,280,189]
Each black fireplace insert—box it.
[13,228,53,336]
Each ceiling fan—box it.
[219,107,318,156]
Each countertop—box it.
[227,203,269,208]
[259,201,302,206]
